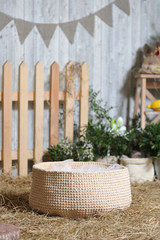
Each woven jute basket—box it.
[29,162,132,218]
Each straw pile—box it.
[0,174,160,240]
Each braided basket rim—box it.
[32,161,127,174]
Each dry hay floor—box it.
[0,175,160,240]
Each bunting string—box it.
[0,0,130,47]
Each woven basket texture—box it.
[29,162,132,218]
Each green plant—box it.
[132,113,151,129]
[85,122,111,158]
[109,134,130,158]
[83,89,130,159]
[88,88,112,124]
[83,89,112,158]
[84,89,156,160]
[125,128,143,155]
[43,138,72,161]
[71,140,94,161]
[139,121,160,159]
[43,138,94,162]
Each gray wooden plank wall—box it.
[0,0,160,150]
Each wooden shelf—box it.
[135,73,160,78]
[134,73,160,128]
[145,111,160,115]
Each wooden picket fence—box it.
[0,61,89,176]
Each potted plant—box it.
[43,138,94,162]
[120,127,155,183]
[84,89,134,164]
[85,119,111,160]
[139,121,160,178]
[83,89,112,161]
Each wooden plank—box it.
[34,62,44,163]
[2,61,12,174]
[146,81,160,89]
[151,114,160,123]
[64,61,74,142]
[133,93,140,118]
[133,79,141,118]
[145,89,156,102]
[79,62,89,138]
[141,78,146,129]
[0,91,80,102]
[135,73,160,78]
[49,62,59,146]
[18,62,28,176]
[0,149,47,161]
[145,111,159,115]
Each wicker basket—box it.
[29,162,132,218]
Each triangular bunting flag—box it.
[96,3,113,27]
[60,20,78,44]
[0,12,12,31]
[80,14,95,36]
[14,19,34,44]
[114,0,130,16]
[36,24,57,47]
